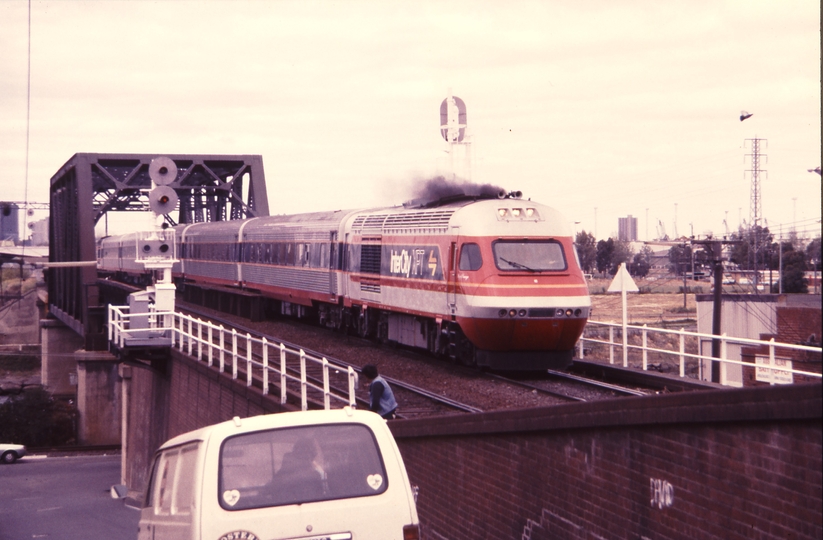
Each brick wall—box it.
[740,305,822,386]
[390,384,821,540]
[776,306,821,346]
[121,348,821,539]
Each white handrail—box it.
[107,306,359,411]
[580,320,822,383]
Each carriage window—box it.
[492,240,566,271]
[459,243,483,271]
[219,424,387,510]
[286,244,295,266]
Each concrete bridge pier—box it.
[40,318,122,445]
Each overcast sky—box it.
[1,0,820,241]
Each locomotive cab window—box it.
[492,240,566,272]
[459,243,483,271]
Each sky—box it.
[1,0,820,242]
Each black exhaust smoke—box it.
[403,176,509,207]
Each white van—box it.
[137,408,420,540]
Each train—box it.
[97,191,591,370]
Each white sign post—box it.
[607,263,639,367]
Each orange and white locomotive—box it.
[99,193,590,370]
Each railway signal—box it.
[147,156,179,216]
[123,157,181,348]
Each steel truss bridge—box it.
[48,153,269,349]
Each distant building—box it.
[28,217,49,246]
[0,203,19,243]
[618,215,638,242]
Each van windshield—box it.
[492,240,567,272]
[218,424,388,510]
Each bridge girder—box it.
[49,153,269,350]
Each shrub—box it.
[0,386,76,446]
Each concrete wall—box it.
[390,383,821,540]
[76,354,121,445]
[0,286,41,345]
[40,319,84,397]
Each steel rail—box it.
[546,369,649,396]
[484,372,587,402]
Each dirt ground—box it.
[584,279,702,376]
[587,278,697,327]
[589,292,696,327]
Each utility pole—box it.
[674,203,678,238]
[691,238,741,383]
[645,208,649,241]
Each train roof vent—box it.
[383,210,455,230]
[352,214,389,231]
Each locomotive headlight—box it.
[511,208,522,218]
[497,208,508,218]
[509,309,517,318]
[574,308,582,317]
[565,309,573,317]
[498,309,508,318]
[525,208,536,218]
[518,309,527,317]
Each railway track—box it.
[546,369,650,397]
[111,290,680,415]
[175,303,481,418]
[486,369,651,403]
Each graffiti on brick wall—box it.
[650,478,674,509]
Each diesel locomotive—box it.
[98,192,590,370]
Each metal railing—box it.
[579,320,822,386]
[108,305,358,410]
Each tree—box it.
[574,230,597,274]
[729,225,774,270]
[595,237,633,275]
[776,248,808,293]
[806,237,821,271]
[0,387,76,446]
[613,239,634,273]
[596,238,615,275]
[667,244,691,275]
[629,245,653,277]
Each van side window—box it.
[219,424,388,511]
[459,243,483,271]
[172,445,199,515]
[145,442,200,516]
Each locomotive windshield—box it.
[492,240,566,272]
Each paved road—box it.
[0,454,140,539]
